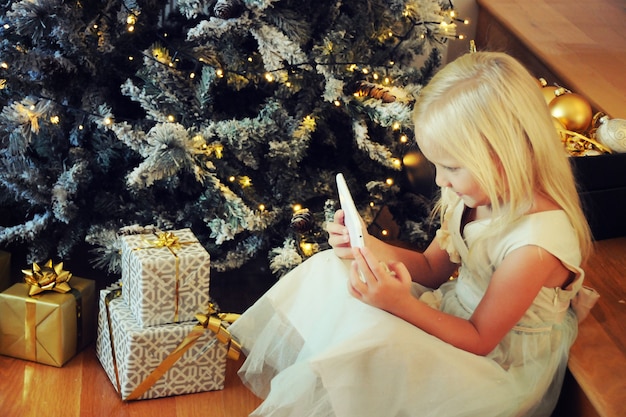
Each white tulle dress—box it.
[229,201,590,417]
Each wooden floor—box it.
[0,349,262,417]
[1,237,625,417]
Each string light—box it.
[381,230,389,237]
[78,125,84,130]
[0,62,8,69]
[392,158,401,168]
[50,115,60,124]
[333,100,341,107]
[216,69,224,77]
[392,122,401,130]
[167,114,175,122]
[229,176,236,182]
[189,72,196,79]
[258,204,266,212]
[3,24,9,29]
[264,73,274,82]
[103,117,113,126]
[400,134,409,143]
[386,178,394,186]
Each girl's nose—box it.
[434,168,450,188]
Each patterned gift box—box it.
[0,276,96,367]
[0,250,10,292]
[96,286,227,401]
[120,228,211,327]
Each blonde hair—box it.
[412,51,592,262]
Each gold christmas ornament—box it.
[538,78,558,105]
[595,115,626,153]
[549,88,592,132]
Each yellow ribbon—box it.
[195,302,242,361]
[22,260,72,297]
[134,231,197,322]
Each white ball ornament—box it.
[595,116,626,153]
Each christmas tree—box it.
[0,0,463,281]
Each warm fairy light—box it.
[386,178,394,186]
[381,229,389,236]
[168,62,174,67]
[229,176,236,182]
[388,60,394,66]
[78,125,84,130]
[167,114,175,122]
[388,31,393,37]
[163,32,168,37]
[285,81,292,87]
[190,72,196,79]
[293,204,302,212]
[265,73,274,82]
[258,204,266,212]
[450,10,456,18]
[93,24,98,29]
[333,100,341,107]
[348,64,358,72]
[300,242,315,256]
[392,158,401,168]
[392,122,401,130]
[3,24,9,29]
[384,77,390,84]
[370,201,375,207]
[458,34,465,40]
[400,134,408,143]
[463,19,470,25]
[50,116,60,124]
[216,68,224,77]
[104,117,113,125]
[239,176,252,187]
[127,15,137,25]
[247,57,253,62]
[1,62,8,69]
[29,104,35,110]
[362,68,369,74]
[373,73,379,80]
[0,79,5,89]
[127,25,135,32]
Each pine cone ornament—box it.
[214,0,244,19]
[290,208,314,233]
[355,81,396,103]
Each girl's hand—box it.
[326,209,356,259]
[348,246,413,312]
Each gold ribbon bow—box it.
[147,231,183,250]
[22,260,72,296]
[195,302,242,361]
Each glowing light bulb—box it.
[386,178,394,186]
[333,100,341,107]
[104,117,113,125]
[216,69,224,77]
[78,125,84,130]
[381,230,389,236]
[392,122,401,130]
[190,72,196,79]
[50,116,60,124]
[229,176,236,182]
[259,204,266,211]
[167,115,175,122]
[293,204,302,212]
[0,62,8,69]
[265,73,274,82]
[400,134,408,143]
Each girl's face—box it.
[417,138,491,209]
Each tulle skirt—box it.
[229,250,576,417]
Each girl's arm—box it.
[351,245,570,355]
[327,209,457,289]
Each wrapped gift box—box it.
[0,250,10,292]
[0,276,96,367]
[120,229,211,327]
[96,286,227,401]
[572,153,626,240]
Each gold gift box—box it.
[0,250,10,292]
[0,276,96,367]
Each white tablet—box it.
[336,173,365,248]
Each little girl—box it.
[229,51,596,417]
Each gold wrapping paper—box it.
[0,276,96,367]
[0,251,10,292]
